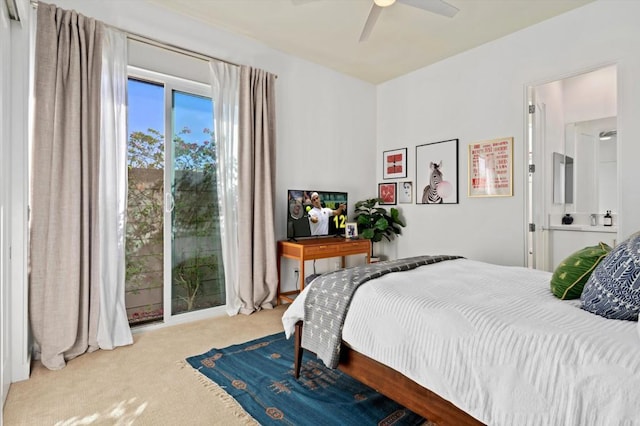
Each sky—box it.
[127,78,213,145]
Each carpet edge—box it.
[178,360,259,425]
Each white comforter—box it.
[282,258,640,426]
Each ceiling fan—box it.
[360,0,459,42]
[293,0,459,42]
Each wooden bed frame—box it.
[293,321,484,426]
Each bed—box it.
[281,256,640,426]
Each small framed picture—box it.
[399,181,412,204]
[345,222,358,239]
[383,148,408,179]
[378,182,397,205]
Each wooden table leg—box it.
[277,252,282,303]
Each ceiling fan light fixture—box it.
[374,0,396,7]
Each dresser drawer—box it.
[338,240,370,253]
[304,244,339,256]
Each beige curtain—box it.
[30,3,104,370]
[236,66,278,314]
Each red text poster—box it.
[468,137,513,197]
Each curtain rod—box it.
[125,32,238,68]
[29,0,240,68]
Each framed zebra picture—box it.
[416,139,459,204]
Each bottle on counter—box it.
[604,210,613,227]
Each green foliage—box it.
[127,127,217,171]
[173,127,216,172]
[126,125,223,314]
[128,128,164,169]
[173,254,218,311]
[354,198,405,246]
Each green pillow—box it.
[550,242,612,299]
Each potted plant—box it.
[353,197,406,260]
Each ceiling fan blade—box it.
[359,3,383,42]
[398,0,459,18]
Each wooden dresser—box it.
[277,238,371,304]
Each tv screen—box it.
[287,189,348,239]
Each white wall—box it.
[563,65,617,124]
[377,0,640,265]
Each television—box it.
[287,189,348,240]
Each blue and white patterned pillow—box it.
[581,231,640,321]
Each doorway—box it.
[527,65,618,271]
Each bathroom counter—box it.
[547,226,618,269]
[548,225,617,233]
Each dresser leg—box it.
[294,321,303,378]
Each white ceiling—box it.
[146,0,595,84]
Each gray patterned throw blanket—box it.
[301,254,463,368]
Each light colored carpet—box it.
[3,305,288,425]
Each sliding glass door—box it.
[126,78,165,325]
[170,91,225,315]
[126,71,225,326]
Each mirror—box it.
[562,116,617,214]
[553,152,573,204]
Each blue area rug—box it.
[186,332,426,425]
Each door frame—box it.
[1,0,12,407]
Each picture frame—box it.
[345,222,358,239]
[416,139,459,204]
[398,181,412,204]
[378,182,397,205]
[383,148,408,179]
[468,137,514,197]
